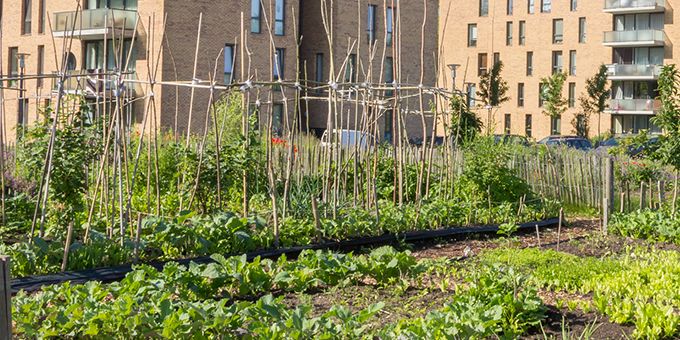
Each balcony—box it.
[52,8,137,39]
[52,70,142,98]
[606,64,662,80]
[603,29,666,47]
[606,98,660,114]
[604,0,665,13]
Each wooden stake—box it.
[61,221,74,272]
[535,224,541,247]
[0,255,10,340]
[557,208,563,251]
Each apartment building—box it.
[0,0,300,143]
[299,0,439,142]
[439,0,676,139]
[1,0,439,144]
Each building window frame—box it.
[569,50,577,76]
[468,24,478,47]
[274,0,285,36]
[528,0,535,14]
[568,82,576,108]
[506,21,513,46]
[274,48,285,80]
[367,4,377,44]
[251,0,262,34]
[507,0,513,15]
[579,17,586,43]
[552,19,563,44]
[224,44,236,84]
[519,21,526,45]
[478,53,488,76]
[518,83,525,107]
[525,114,533,137]
[541,0,551,13]
[552,50,563,74]
[22,0,32,35]
[387,7,395,47]
[526,51,533,76]
[480,0,489,17]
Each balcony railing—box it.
[603,29,666,46]
[604,0,665,12]
[52,70,140,97]
[606,64,662,79]
[607,98,660,113]
[53,8,137,37]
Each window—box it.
[275,0,285,35]
[468,24,478,47]
[506,22,513,46]
[552,51,563,74]
[525,114,533,137]
[568,82,576,108]
[570,0,577,11]
[519,21,526,45]
[579,18,586,43]
[38,0,45,33]
[274,48,285,80]
[224,44,235,83]
[507,0,513,15]
[551,116,562,135]
[493,52,500,65]
[478,53,488,76]
[272,103,284,135]
[539,83,546,107]
[251,0,261,33]
[528,0,534,14]
[37,45,44,87]
[8,47,18,88]
[553,19,563,44]
[467,84,477,107]
[541,0,551,13]
[345,54,357,83]
[315,53,324,85]
[87,0,138,10]
[85,39,136,71]
[569,50,576,76]
[526,51,533,76]
[367,5,377,44]
[518,83,525,107]
[385,57,394,96]
[480,0,489,16]
[504,114,512,134]
[387,7,395,46]
[22,0,31,34]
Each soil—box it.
[527,305,635,340]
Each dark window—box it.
[22,0,31,34]
[552,50,563,74]
[541,0,551,13]
[519,21,526,45]
[579,18,586,43]
[569,50,576,76]
[251,0,261,33]
[493,52,500,65]
[505,114,512,134]
[38,0,45,33]
[518,83,525,107]
[315,53,324,84]
[568,82,576,108]
[528,0,534,14]
[387,7,395,46]
[385,57,394,96]
[274,48,285,80]
[551,116,562,135]
[468,24,478,47]
[526,51,533,76]
[275,0,285,35]
[480,0,489,16]
[272,103,284,135]
[367,5,377,44]
[506,21,513,46]
[345,54,357,83]
[224,44,235,83]
[37,45,44,87]
[525,114,532,137]
[553,19,563,44]
[8,47,18,88]
[507,0,513,15]
[571,0,577,11]
[478,53,488,76]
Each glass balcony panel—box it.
[606,64,662,78]
[603,29,665,44]
[604,0,665,10]
[608,98,660,112]
[53,8,137,34]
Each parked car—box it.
[595,135,660,158]
[320,129,376,151]
[493,134,531,146]
[537,135,592,151]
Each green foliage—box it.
[576,64,610,137]
[477,61,510,108]
[450,95,482,145]
[653,64,680,171]
[540,72,568,119]
[610,209,680,243]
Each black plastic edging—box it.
[10,218,559,294]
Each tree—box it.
[540,72,568,135]
[653,65,680,216]
[450,95,482,145]
[576,64,610,137]
[477,61,509,133]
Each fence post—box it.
[0,256,11,340]
[603,157,614,235]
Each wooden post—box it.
[61,221,74,272]
[535,224,541,247]
[658,181,665,210]
[311,197,321,243]
[134,213,143,263]
[602,157,614,235]
[557,208,563,251]
[603,195,609,236]
[0,256,11,340]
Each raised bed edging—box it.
[10,218,559,294]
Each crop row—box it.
[481,247,680,339]
[609,208,680,244]
[1,198,557,277]
[12,247,546,338]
